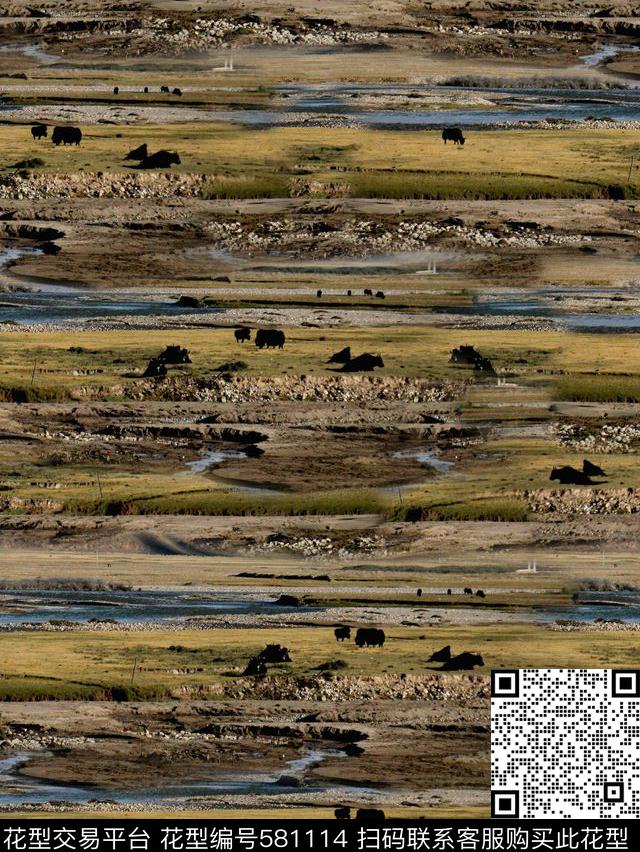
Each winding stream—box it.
[0,748,352,807]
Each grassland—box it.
[1,124,639,199]
[0,624,635,701]
[1,326,640,389]
[553,375,640,403]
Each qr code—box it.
[491,668,640,819]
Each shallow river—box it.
[0,748,352,807]
[541,591,640,624]
[447,287,640,331]
[0,247,224,325]
[0,588,309,627]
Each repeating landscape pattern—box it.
[0,0,639,820]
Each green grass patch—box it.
[346,170,625,200]
[201,175,291,199]
[395,497,529,522]
[64,488,387,517]
[554,375,640,403]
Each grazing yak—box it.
[356,809,386,821]
[113,86,119,95]
[364,288,373,296]
[441,652,484,671]
[31,124,47,141]
[449,345,495,374]
[255,329,285,349]
[172,87,183,96]
[143,357,167,379]
[136,150,181,169]
[52,126,82,146]
[124,143,148,161]
[158,345,191,364]
[144,86,149,93]
[334,626,351,642]
[338,353,384,372]
[428,645,452,663]
[375,291,385,299]
[442,127,465,145]
[317,289,323,298]
[244,656,267,677]
[235,327,251,343]
[257,644,291,663]
[476,589,486,598]
[464,587,473,595]
[447,588,452,595]
[327,346,351,364]
[243,443,264,458]
[161,85,170,93]
[334,807,351,820]
[417,588,422,597]
[550,466,593,485]
[355,627,385,648]
[583,459,606,477]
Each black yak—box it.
[136,150,181,169]
[31,124,47,141]
[255,329,285,349]
[442,127,465,145]
[124,143,148,161]
[441,652,484,671]
[334,626,351,642]
[583,459,606,477]
[355,627,385,648]
[327,346,351,364]
[142,358,167,379]
[257,644,291,663]
[235,327,251,343]
[244,656,267,677]
[52,126,82,146]
[428,645,452,663]
[550,466,593,485]
[338,353,383,372]
[356,809,385,821]
[158,345,191,364]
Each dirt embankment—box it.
[196,673,490,702]
[118,375,467,404]
[523,488,640,515]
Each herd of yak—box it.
[30,125,180,169]
[29,120,466,169]
[234,328,385,372]
[244,628,483,681]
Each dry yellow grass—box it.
[0,624,637,700]
[1,325,639,387]
[0,124,638,195]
